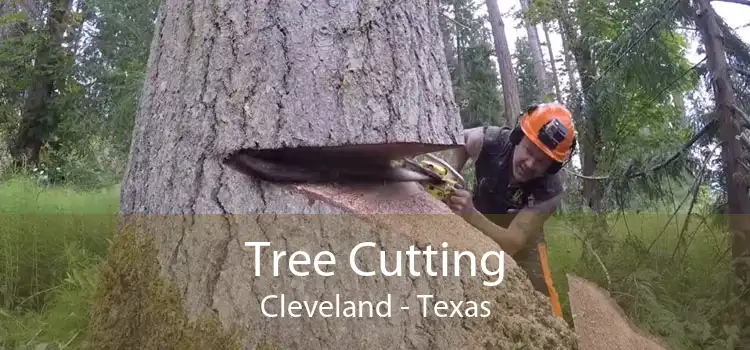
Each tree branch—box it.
[733,105,750,127]
[712,0,750,6]
[730,66,750,78]
[440,12,471,30]
[567,119,718,181]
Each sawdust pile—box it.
[567,274,669,350]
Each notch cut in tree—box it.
[89,1,578,349]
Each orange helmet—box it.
[518,103,576,163]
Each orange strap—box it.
[537,242,563,318]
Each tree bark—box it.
[519,0,550,101]
[485,0,521,125]
[89,1,578,349]
[694,0,750,344]
[573,48,604,214]
[119,0,472,213]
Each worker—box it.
[444,102,577,319]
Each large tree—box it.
[9,0,73,167]
[514,36,541,108]
[84,1,577,349]
[518,0,550,101]
[693,0,750,344]
[485,0,521,125]
[442,0,504,128]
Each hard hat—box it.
[518,103,576,163]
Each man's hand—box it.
[445,188,475,214]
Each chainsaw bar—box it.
[424,153,465,186]
[400,156,466,189]
[224,151,434,184]
[401,158,443,181]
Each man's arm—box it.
[498,174,565,250]
[467,196,561,255]
[446,186,532,255]
[458,207,529,255]
[447,127,484,172]
[466,175,564,254]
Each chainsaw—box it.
[223,148,466,202]
[399,154,466,201]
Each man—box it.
[444,102,577,318]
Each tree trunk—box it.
[572,47,604,214]
[694,0,750,344]
[453,0,466,107]
[542,22,562,102]
[438,6,456,73]
[555,1,602,213]
[519,0,549,101]
[87,1,578,349]
[485,0,521,125]
[558,18,578,103]
[555,0,610,262]
[10,0,72,167]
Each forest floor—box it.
[0,175,735,350]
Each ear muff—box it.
[509,104,539,145]
[546,135,577,174]
[509,125,524,145]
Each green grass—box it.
[0,175,740,349]
[0,176,119,349]
[545,212,738,350]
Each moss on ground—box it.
[84,227,242,350]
